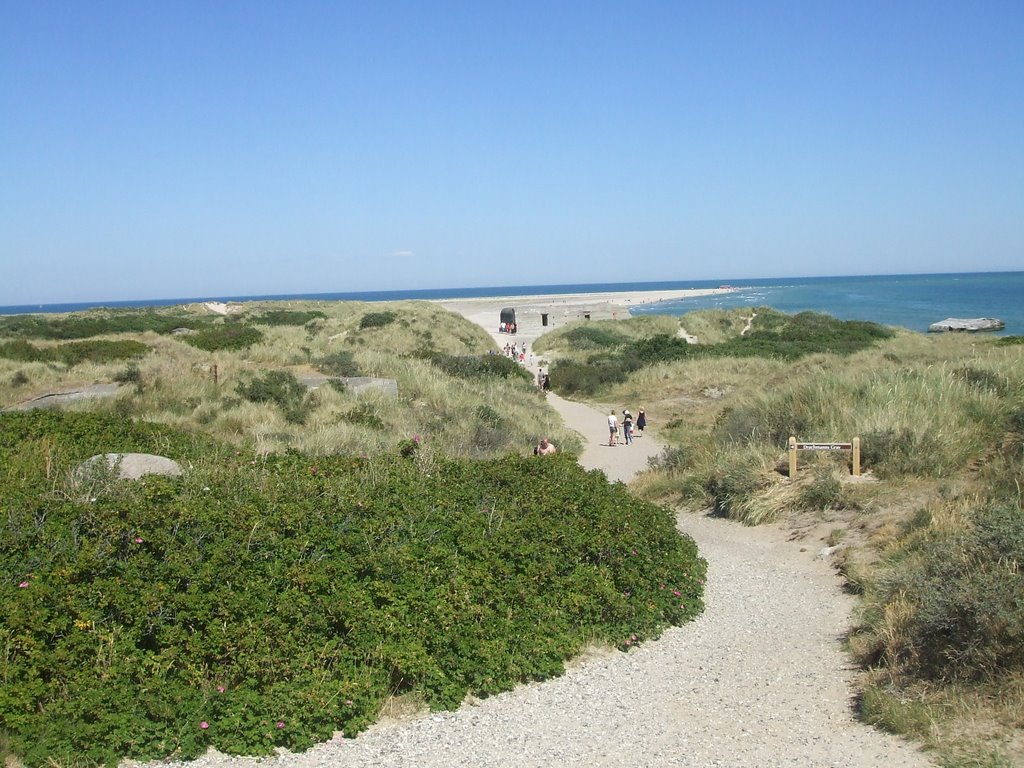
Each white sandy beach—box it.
[437,287,736,347]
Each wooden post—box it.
[788,436,797,478]
[852,436,861,476]
[212,364,218,386]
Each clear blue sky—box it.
[2,2,1022,305]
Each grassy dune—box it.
[0,300,709,766]
[539,309,1024,766]
[0,300,581,458]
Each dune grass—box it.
[0,300,577,459]
[535,308,1024,765]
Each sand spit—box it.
[437,287,736,347]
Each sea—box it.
[2,271,1022,336]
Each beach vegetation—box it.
[539,308,1024,765]
[0,410,705,767]
[182,322,264,352]
[245,309,327,326]
[359,310,398,329]
[315,350,361,377]
[543,310,894,396]
[425,351,532,381]
[235,369,312,424]
[0,308,204,340]
[0,339,150,366]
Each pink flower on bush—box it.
[672,590,681,597]
[216,685,225,693]
[18,581,29,588]
[310,466,318,475]
[345,699,353,706]
[200,721,209,730]
[134,537,144,544]
[413,435,421,443]
[276,720,285,729]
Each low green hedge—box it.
[0,340,149,366]
[1,412,705,766]
[182,323,263,352]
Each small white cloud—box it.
[392,250,415,258]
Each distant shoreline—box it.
[5,271,1019,317]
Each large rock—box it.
[78,453,184,480]
[928,317,1005,333]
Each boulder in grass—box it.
[78,453,184,480]
[928,317,1005,333]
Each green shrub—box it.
[235,370,310,424]
[0,311,201,340]
[342,402,384,430]
[247,310,326,327]
[547,359,629,396]
[184,324,263,352]
[0,340,149,366]
[427,353,530,381]
[547,311,893,397]
[952,366,1009,396]
[358,311,398,330]
[10,370,30,387]
[995,336,1024,346]
[647,445,690,472]
[113,363,142,386]
[862,500,1024,681]
[561,326,630,350]
[859,427,945,478]
[0,411,706,766]
[798,466,847,510]
[0,340,47,363]
[706,452,768,519]
[315,351,360,377]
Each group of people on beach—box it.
[607,407,646,446]
[499,322,517,334]
[503,341,528,363]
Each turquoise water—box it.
[631,272,1024,335]
[2,272,1021,336]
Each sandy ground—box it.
[437,287,735,352]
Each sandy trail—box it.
[441,297,934,766]
[165,295,934,767]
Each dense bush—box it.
[0,339,149,366]
[235,370,310,424]
[560,326,630,350]
[427,353,531,381]
[858,500,1024,682]
[0,412,706,767]
[183,323,263,352]
[246,310,326,327]
[315,350,361,377]
[995,335,1024,346]
[546,359,627,396]
[358,311,398,330]
[549,312,893,396]
[0,311,202,340]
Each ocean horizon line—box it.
[2,270,1021,316]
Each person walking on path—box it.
[636,407,646,436]
[622,410,634,445]
[607,410,618,446]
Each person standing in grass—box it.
[607,410,618,446]
[536,437,557,455]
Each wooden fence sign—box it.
[788,436,860,477]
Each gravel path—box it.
[157,393,933,768]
